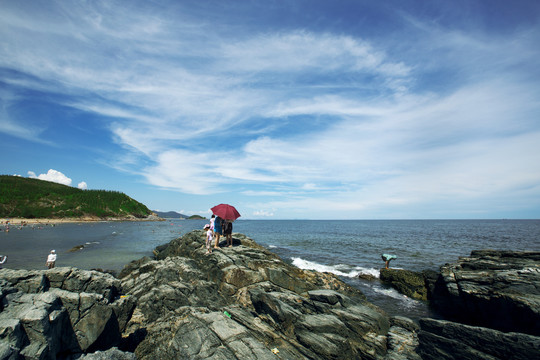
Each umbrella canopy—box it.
[211,204,241,221]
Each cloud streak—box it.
[1,0,539,218]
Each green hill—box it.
[0,175,153,219]
[153,210,188,219]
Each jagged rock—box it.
[7,231,538,359]
[0,268,133,359]
[75,347,136,360]
[384,316,421,360]
[379,269,428,301]
[417,318,540,360]
[120,231,389,359]
[429,250,540,335]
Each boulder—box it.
[417,318,540,360]
[0,268,133,359]
[428,250,540,335]
[379,268,428,301]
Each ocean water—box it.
[1,219,539,320]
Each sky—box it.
[1,0,540,219]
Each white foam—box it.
[291,257,379,279]
[371,286,418,308]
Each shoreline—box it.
[1,215,164,225]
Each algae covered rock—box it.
[380,268,428,301]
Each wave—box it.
[291,257,379,279]
[371,286,420,308]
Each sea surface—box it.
[1,219,539,321]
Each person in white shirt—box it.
[46,250,57,269]
[204,224,213,255]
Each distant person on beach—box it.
[0,255,7,268]
[223,220,233,247]
[46,250,57,269]
[213,216,222,248]
[204,224,213,254]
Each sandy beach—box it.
[1,215,163,225]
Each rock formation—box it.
[428,250,540,336]
[379,268,429,301]
[0,267,133,359]
[1,231,421,359]
[417,318,540,360]
[120,231,402,359]
[1,232,538,359]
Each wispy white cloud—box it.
[1,1,539,218]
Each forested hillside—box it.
[0,175,152,219]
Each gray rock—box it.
[0,268,129,359]
[429,250,540,335]
[75,347,136,360]
[417,318,540,360]
[7,231,537,359]
[120,230,390,359]
[384,316,421,360]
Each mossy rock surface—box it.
[380,268,428,301]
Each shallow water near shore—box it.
[1,219,539,321]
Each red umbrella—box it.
[211,204,241,221]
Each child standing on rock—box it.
[204,224,213,255]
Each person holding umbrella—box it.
[210,204,241,248]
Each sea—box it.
[1,219,539,321]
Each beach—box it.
[0,216,164,225]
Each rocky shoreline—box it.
[1,231,538,359]
[0,215,164,226]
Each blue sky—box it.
[2,0,540,219]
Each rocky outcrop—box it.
[428,250,540,336]
[417,318,540,360]
[120,231,395,359]
[0,268,134,359]
[3,232,538,359]
[2,231,420,359]
[379,269,429,301]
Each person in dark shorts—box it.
[223,220,233,247]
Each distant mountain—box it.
[153,210,188,219]
[0,175,153,219]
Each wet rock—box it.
[379,268,428,301]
